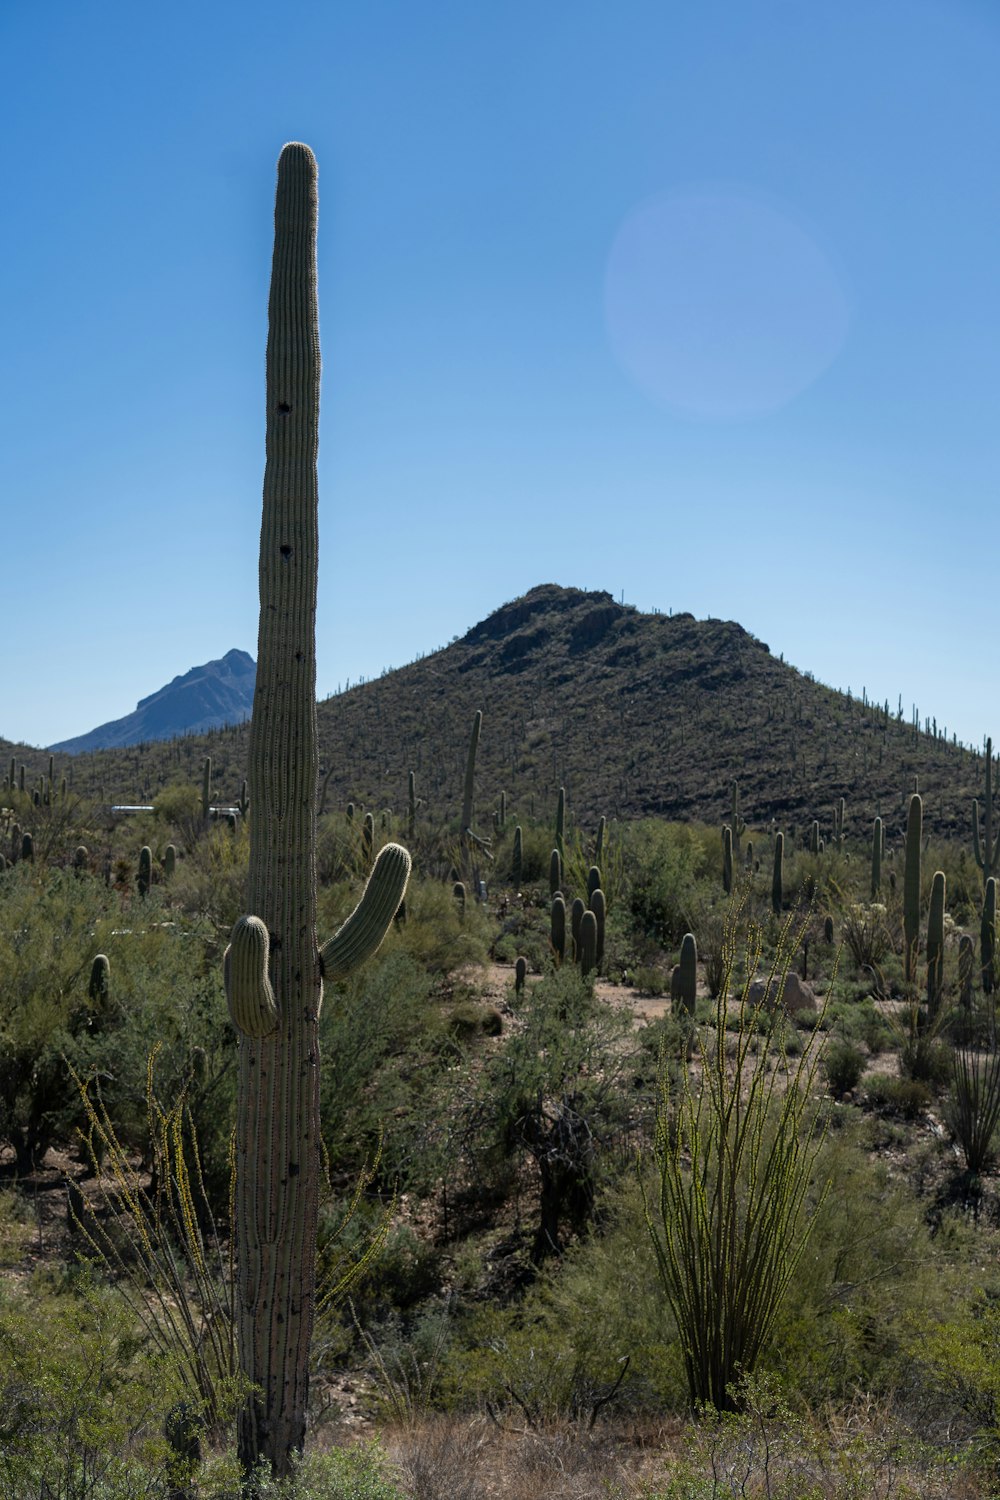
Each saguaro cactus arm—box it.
[225,916,279,1038]
[319,842,411,981]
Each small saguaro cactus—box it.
[982,877,997,996]
[722,825,733,894]
[673,932,698,1016]
[587,865,602,903]
[453,880,467,920]
[362,810,375,869]
[512,825,523,886]
[462,710,482,844]
[833,797,845,848]
[570,897,585,960]
[21,832,33,863]
[137,845,153,899]
[959,933,975,1008]
[578,909,598,976]
[549,847,562,897]
[202,757,212,823]
[164,844,177,879]
[590,887,606,970]
[555,786,565,858]
[926,870,946,1013]
[498,789,506,832]
[222,145,411,1477]
[730,779,747,855]
[88,953,111,1008]
[73,845,89,874]
[771,832,784,915]
[238,779,250,820]
[973,736,1000,880]
[904,793,922,984]
[871,816,882,899]
[551,894,567,965]
[809,820,820,856]
[514,955,527,996]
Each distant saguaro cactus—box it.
[88,953,111,1008]
[673,932,697,1016]
[555,786,565,858]
[549,847,562,897]
[982,877,997,996]
[973,737,1000,880]
[137,845,153,899]
[514,955,527,996]
[904,794,922,983]
[730,780,747,855]
[871,816,882,899]
[771,833,784,915]
[551,894,566,965]
[164,844,177,880]
[222,145,410,1477]
[926,870,945,1014]
[590,887,606,970]
[202,757,212,822]
[512,825,523,886]
[578,910,598,976]
[722,825,733,894]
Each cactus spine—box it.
[973,736,1000,880]
[904,793,922,983]
[223,145,410,1477]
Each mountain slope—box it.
[10,587,984,846]
[48,649,256,754]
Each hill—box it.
[47,649,256,755]
[4,587,986,847]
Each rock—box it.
[747,971,818,1016]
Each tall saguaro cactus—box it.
[973,736,1000,880]
[224,144,410,1478]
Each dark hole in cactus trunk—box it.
[277,401,292,414]
[280,544,293,559]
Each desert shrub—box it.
[824,1040,865,1099]
[166,819,249,929]
[252,1442,405,1498]
[863,1073,932,1119]
[624,820,713,946]
[0,1274,177,1496]
[463,968,643,1262]
[841,902,892,970]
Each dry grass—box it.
[379,1404,990,1500]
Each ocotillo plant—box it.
[973,737,1000,880]
[926,870,946,1014]
[904,794,922,984]
[223,145,410,1478]
[959,933,975,1008]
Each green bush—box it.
[824,1039,865,1099]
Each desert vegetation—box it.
[4,144,1000,1499]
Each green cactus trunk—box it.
[871,816,882,899]
[225,145,410,1478]
[926,869,945,1014]
[904,794,922,984]
[674,932,697,1016]
[722,825,733,894]
[512,825,523,886]
[982,877,997,996]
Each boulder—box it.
[747,971,818,1017]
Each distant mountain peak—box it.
[50,650,256,754]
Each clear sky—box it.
[2,1,998,751]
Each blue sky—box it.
[2,0,998,751]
